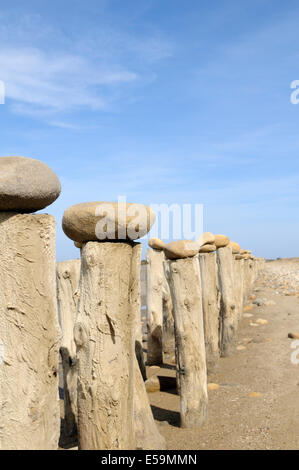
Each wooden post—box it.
[0,213,61,450]
[56,259,81,437]
[162,261,174,357]
[131,244,166,449]
[243,258,254,302]
[74,241,136,450]
[130,244,146,381]
[217,246,237,357]
[198,252,220,374]
[167,256,208,428]
[233,257,244,323]
[146,248,164,365]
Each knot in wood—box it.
[74,323,88,348]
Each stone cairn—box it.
[62,202,165,450]
[0,156,62,450]
[145,233,265,429]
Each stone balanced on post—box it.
[163,239,208,429]
[197,233,221,375]
[0,156,61,450]
[62,201,165,450]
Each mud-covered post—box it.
[164,240,208,428]
[56,259,81,437]
[146,239,165,365]
[62,201,156,450]
[0,156,62,450]
[198,250,220,374]
[131,245,165,450]
[131,244,146,381]
[216,239,238,357]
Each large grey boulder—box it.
[0,156,61,212]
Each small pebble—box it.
[256,318,268,325]
[208,383,219,391]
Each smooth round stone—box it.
[199,243,216,253]
[229,241,241,254]
[0,156,61,212]
[197,232,215,246]
[62,202,156,242]
[148,237,165,251]
[163,240,199,260]
[74,241,83,249]
[214,234,230,248]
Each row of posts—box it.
[146,242,265,428]
[0,210,264,450]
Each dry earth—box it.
[148,258,299,450]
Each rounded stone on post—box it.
[63,201,159,450]
[0,156,61,450]
[0,156,61,212]
[165,241,208,428]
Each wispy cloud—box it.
[0,47,137,115]
[0,8,174,119]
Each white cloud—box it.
[0,47,138,114]
[0,7,174,118]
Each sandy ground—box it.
[148,258,299,450]
[60,258,299,450]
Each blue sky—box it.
[0,0,298,260]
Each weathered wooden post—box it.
[164,240,208,428]
[62,201,160,450]
[234,256,245,323]
[162,262,174,358]
[242,252,254,302]
[216,235,238,357]
[131,244,166,450]
[146,238,165,365]
[198,249,220,374]
[57,259,81,438]
[131,243,146,382]
[228,242,244,324]
[0,156,61,450]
